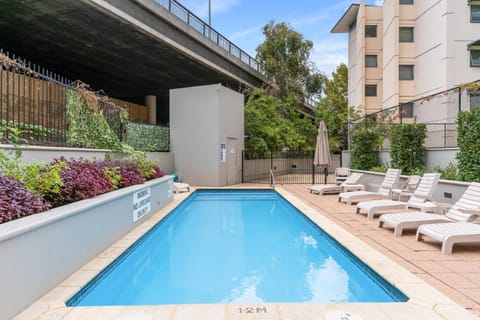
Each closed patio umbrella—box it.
[313,120,331,184]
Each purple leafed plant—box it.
[96,160,146,188]
[0,174,51,224]
[50,157,114,206]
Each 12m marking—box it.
[238,307,267,314]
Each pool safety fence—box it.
[242,150,339,185]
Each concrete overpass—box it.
[0,0,267,123]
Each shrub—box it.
[390,124,427,174]
[51,157,114,206]
[22,161,66,197]
[126,122,169,152]
[97,160,145,188]
[126,151,164,180]
[434,162,459,181]
[0,174,51,223]
[457,110,480,182]
[350,129,380,170]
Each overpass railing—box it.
[155,0,260,72]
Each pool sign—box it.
[220,143,226,162]
[133,187,151,222]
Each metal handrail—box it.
[155,0,260,72]
[270,169,276,189]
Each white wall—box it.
[170,84,244,186]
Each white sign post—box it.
[133,187,151,222]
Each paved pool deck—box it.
[13,185,480,320]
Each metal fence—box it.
[348,79,480,149]
[0,50,130,148]
[242,150,340,184]
[154,0,259,72]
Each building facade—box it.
[332,0,480,124]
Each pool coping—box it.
[13,186,479,320]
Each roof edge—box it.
[331,3,360,33]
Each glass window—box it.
[472,5,480,23]
[400,103,414,118]
[399,65,414,80]
[471,93,480,109]
[365,25,377,38]
[471,49,480,67]
[365,85,377,96]
[400,0,413,4]
[365,55,378,67]
[399,27,414,42]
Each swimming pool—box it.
[68,189,407,306]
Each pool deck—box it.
[14,185,480,320]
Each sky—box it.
[175,0,383,77]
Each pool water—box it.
[68,189,407,306]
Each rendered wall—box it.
[170,84,244,186]
[0,176,174,320]
[0,145,175,174]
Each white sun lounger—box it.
[337,169,401,205]
[356,173,440,219]
[379,182,480,240]
[308,172,364,195]
[174,182,190,193]
[417,222,480,254]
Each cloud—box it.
[228,24,264,41]
[311,40,348,76]
[290,14,328,27]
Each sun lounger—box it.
[309,172,364,195]
[173,182,190,193]
[391,175,421,200]
[338,169,401,205]
[356,173,440,219]
[417,222,480,254]
[379,182,480,240]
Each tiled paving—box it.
[14,184,480,320]
[281,183,480,317]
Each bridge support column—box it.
[145,95,157,125]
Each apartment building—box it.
[332,0,480,124]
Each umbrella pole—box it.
[323,167,328,184]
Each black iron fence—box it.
[0,50,142,148]
[155,0,259,72]
[242,150,339,184]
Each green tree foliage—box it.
[244,89,316,152]
[350,129,380,170]
[256,21,326,100]
[390,124,427,174]
[457,110,480,182]
[315,63,358,151]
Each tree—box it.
[256,21,326,101]
[315,63,357,151]
[244,89,316,152]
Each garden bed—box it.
[0,175,174,320]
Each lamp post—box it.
[208,0,211,26]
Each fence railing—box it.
[242,150,342,184]
[154,0,260,72]
[0,50,169,151]
[347,122,458,149]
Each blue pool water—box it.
[68,189,407,306]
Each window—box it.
[471,93,480,109]
[399,27,414,42]
[400,103,413,118]
[365,25,377,38]
[471,5,480,23]
[399,65,414,80]
[365,55,378,67]
[400,0,413,4]
[365,85,377,96]
[471,49,480,67]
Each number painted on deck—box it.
[238,307,267,314]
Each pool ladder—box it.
[270,169,275,189]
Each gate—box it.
[242,150,337,184]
